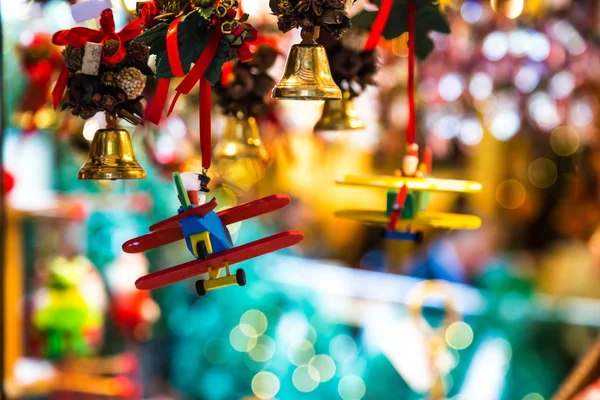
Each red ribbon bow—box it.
[145,10,257,171]
[51,9,144,110]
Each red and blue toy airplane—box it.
[122,172,303,296]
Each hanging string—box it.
[407,2,416,145]
[388,2,417,233]
[199,77,212,170]
[363,0,393,51]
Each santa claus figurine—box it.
[179,172,211,206]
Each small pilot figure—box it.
[402,143,420,177]
[180,172,211,206]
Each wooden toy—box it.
[123,172,303,296]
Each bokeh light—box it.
[249,335,276,363]
[240,310,268,337]
[491,0,524,19]
[522,393,544,400]
[309,355,336,382]
[469,72,494,100]
[329,334,357,363]
[292,365,320,393]
[338,375,366,400]
[528,158,558,188]
[496,179,526,209]
[514,66,540,93]
[460,118,483,146]
[550,127,580,156]
[461,1,482,23]
[439,73,464,102]
[230,325,258,352]
[528,92,560,131]
[445,321,474,350]
[252,371,280,399]
[83,120,100,141]
[549,71,575,99]
[483,32,509,61]
[288,340,316,366]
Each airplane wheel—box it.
[414,231,424,244]
[236,269,247,287]
[196,280,207,297]
[196,241,209,260]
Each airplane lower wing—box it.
[335,210,482,230]
[217,194,291,226]
[135,230,304,290]
[122,227,184,254]
[336,174,483,194]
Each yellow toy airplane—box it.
[335,144,482,243]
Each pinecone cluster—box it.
[269,0,354,39]
[214,44,278,117]
[320,29,377,98]
[61,40,153,124]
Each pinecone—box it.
[322,32,378,98]
[115,67,146,99]
[63,46,83,71]
[126,42,150,63]
[103,39,120,59]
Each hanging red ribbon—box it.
[50,9,144,110]
[364,0,393,51]
[388,2,416,233]
[166,16,185,77]
[407,2,416,145]
[167,28,223,116]
[199,78,212,170]
[52,67,69,110]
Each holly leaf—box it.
[136,23,169,47]
[204,42,229,85]
[382,4,408,40]
[155,51,174,78]
[414,34,435,60]
[232,36,243,46]
[350,9,378,30]
[416,8,450,34]
[240,13,249,22]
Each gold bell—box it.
[272,28,342,100]
[78,123,146,180]
[214,114,269,162]
[314,91,365,132]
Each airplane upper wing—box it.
[335,210,482,230]
[135,230,304,290]
[149,198,218,232]
[336,174,483,193]
[217,194,291,226]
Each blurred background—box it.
[2,0,600,399]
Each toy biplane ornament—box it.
[335,144,482,244]
[123,172,303,296]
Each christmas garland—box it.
[269,0,356,39]
[214,44,279,117]
[320,30,377,99]
[135,0,257,82]
[352,0,450,59]
[51,9,150,125]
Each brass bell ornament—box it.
[314,90,365,133]
[214,113,269,162]
[272,27,342,101]
[78,114,146,180]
